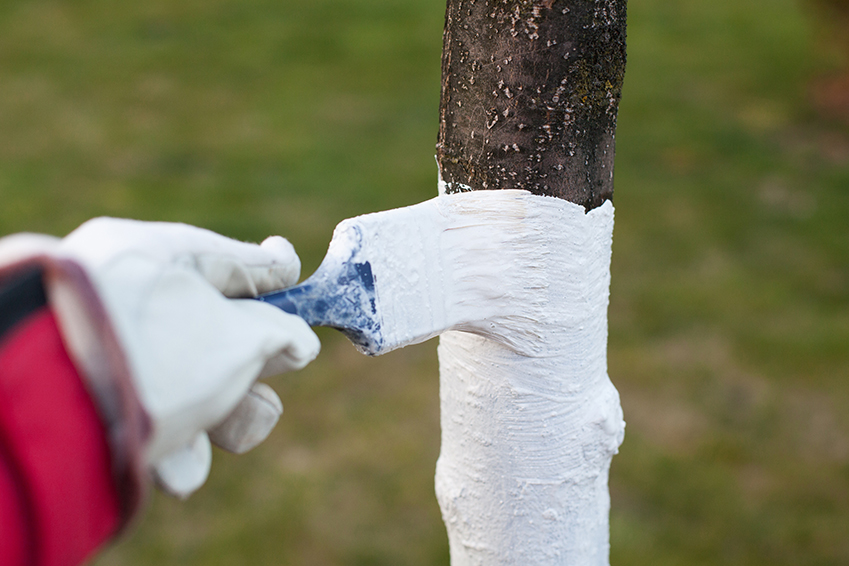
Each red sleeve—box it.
[0,308,121,566]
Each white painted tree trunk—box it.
[433,197,624,565]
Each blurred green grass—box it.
[2,0,848,564]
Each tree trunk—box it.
[433,2,627,564]
[436,0,626,210]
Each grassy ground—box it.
[2,0,848,564]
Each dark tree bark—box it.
[436,0,627,210]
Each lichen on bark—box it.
[436,0,627,210]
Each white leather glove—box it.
[0,219,320,499]
[57,218,321,497]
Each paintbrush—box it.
[256,189,613,357]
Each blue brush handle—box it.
[257,282,321,320]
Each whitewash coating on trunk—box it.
[280,188,623,562]
[433,189,624,565]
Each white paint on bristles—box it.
[333,188,623,564]
[330,190,606,356]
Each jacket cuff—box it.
[0,258,152,530]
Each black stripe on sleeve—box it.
[0,268,47,341]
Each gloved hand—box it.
[0,219,320,499]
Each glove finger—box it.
[229,299,322,379]
[195,236,301,298]
[153,432,212,499]
[61,218,301,297]
[256,235,301,293]
[209,382,283,454]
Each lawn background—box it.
[1,0,848,564]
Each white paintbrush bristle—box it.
[334,189,614,356]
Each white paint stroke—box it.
[330,190,605,356]
[430,192,623,565]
